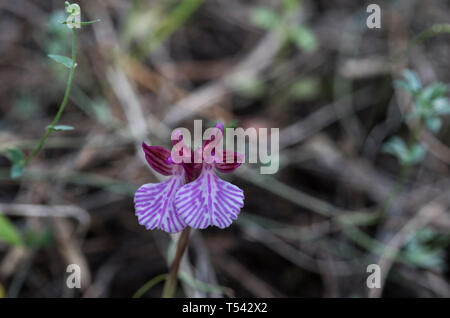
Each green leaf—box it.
[421,82,447,101]
[283,0,300,11]
[0,213,23,246]
[80,19,101,26]
[23,229,53,248]
[382,137,408,161]
[132,274,167,298]
[401,70,422,93]
[250,7,280,30]
[11,164,24,179]
[290,25,318,52]
[231,73,266,98]
[48,125,74,131]
[4,148,25,179]
[48,54,76,69]
[425,116,442,133]
[407,143,427,165]
[61,19,101,26]
[288,78,320,101]
[431,98,450,115]
[7,148,24,165]
[382,137,426,166]
[403,228,446,270]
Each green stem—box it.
[133,273,168,298]
[161,227,191,298]
[24,28,77,166]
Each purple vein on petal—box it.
[134,174,186,233]
[175,165,244,229]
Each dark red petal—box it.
[182,161,202,183]
[142,143,173,176]
[215,151,243,173]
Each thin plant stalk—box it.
[24,28,77,166]
[162,227,191,298]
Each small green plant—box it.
[403,228,447,271]
[382,136,426,166]
[250,0,318,52]
[383,70,450,165]
[395,70,450,133]
[2,2,99,179]
[0,213,23,246]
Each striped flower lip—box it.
[175,164,244,229]
[134,122,245,233]
[134,165,186,233]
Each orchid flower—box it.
[134,123,244,233]
[175,123,244,229]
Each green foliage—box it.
[288,77,320,101]
[3,148,25,179]
[383,70,450,166]
[250,1,318,52]
[48,54,76,69]
[232,73,266,98]
[382,137,426,166]
[23,229,53,248]
[48,125,75,131]
[136,0,204,58]
[14,2,99,178]
[133,274,168,298]
[394,69,422,95]
[0,213,23,246]
[250,7,280,30]
[289,25,318,52]
[403,228,447,271]
[396,70,450,133]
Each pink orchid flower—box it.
[174,123,244,229]
[134,123,244,233]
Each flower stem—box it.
[162,227,191,298]
[24,28,77,166]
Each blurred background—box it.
[1,0,450,298]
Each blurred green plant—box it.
[288,77,320,101]
[132,271,230,298]
[383,70,450,165]
[3,2,99,180]
[131,0,205,59]
[395,70,450,133]
[4,148,26,179]
[382,136,426,166]
[0,212,54,249]
[0,213,23,246]
[403,228,447,271]
[231,73,266,98]
[250,0,318,52]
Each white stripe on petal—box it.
[175,165,244,229]
[134,173,186,233]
